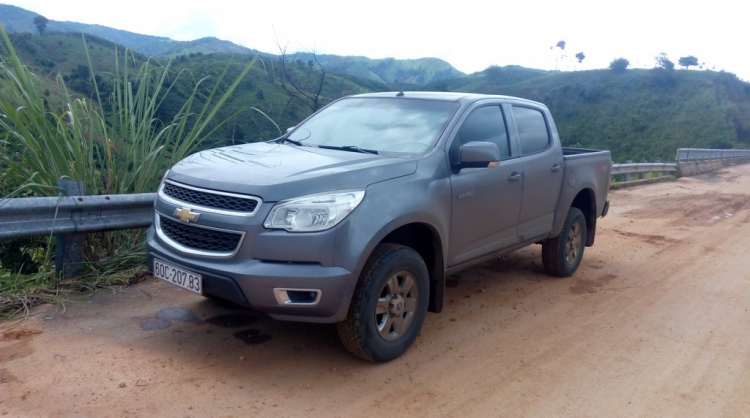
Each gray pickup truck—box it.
[147,92,611,362]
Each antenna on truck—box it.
[396,74,419,97]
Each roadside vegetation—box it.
[0,28,259,318]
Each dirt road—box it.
[3,165,750,418]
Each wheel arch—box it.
[355,218,446,315]
[569,188,597,246]
[380,223,445,314]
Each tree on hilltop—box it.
[609,58,630,72]
[679,56,699,69]
[551,40,567,71]
[655,52,675,70]
[575,52,586,63]
[33,15,48,35]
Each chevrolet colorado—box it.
[147,92,612,362]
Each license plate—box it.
[153,259,202,294]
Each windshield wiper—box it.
[278,137,308,147]
[317,145,379,155]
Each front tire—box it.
[337,243,429,363]
[542,207,587,277]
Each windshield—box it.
[287,97,459,154]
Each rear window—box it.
[513,106,550,155]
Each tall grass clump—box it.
[0,26,258,318]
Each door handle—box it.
[551,164,562,172]
[509,171,523,181]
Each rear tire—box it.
[337,243,429,363]
[542,208,587,277]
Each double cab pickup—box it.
[147,92,611,362]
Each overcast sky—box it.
[4,0,748,80]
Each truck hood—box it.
[167,142,417,202]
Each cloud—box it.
[3,0,748,80]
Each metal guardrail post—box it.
[638,160,647,180]
[55,179,86,279]
[624,160,633,181]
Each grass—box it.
[0,26,259,319]
[0,242,149,323]
[611,173,676,188]
[4,32,387,146]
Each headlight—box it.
[264,190,365,232]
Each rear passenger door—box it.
[447,104,524,267]
[509,104,564,241]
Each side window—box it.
[453,106,510,159]
[513,106,550,155]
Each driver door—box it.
[447,104,524,267]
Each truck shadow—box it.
[133,246,561,372]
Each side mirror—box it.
[459,141,501,168]
[286,126,296,133]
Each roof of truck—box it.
[352,91,544,107]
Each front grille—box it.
[159,216,242,253]
[163,182,259,213]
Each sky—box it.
[3,0,748,80]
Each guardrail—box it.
[611,162,676,176]
[0,189,155,277]
[0,193,155,240]
[677,148,750,161]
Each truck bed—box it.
[554,147,612,232]
[561,147,610,157]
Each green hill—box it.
[3,7,750,164]
[3,31,383,145]
[0,4,261,56]
[430,65,550,91]
[438,67,750,162]
[294,54,465,85]
[0,4,463,85]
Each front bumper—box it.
[146,227,355,323]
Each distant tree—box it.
[275,40,327,112]
[609,57,630,72]
[485,65,504,82]
[69,64,91,80]
[655,52,675,70]
[33,15,48,35]
[575,52,586,63]
[255,89,265,101]
[307,60,314,68]
[551,40,567,71]
[678,55,699,69]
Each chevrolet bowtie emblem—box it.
[174,207,200,223]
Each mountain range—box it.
[0,4,464,85]
[2,3,750,162]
